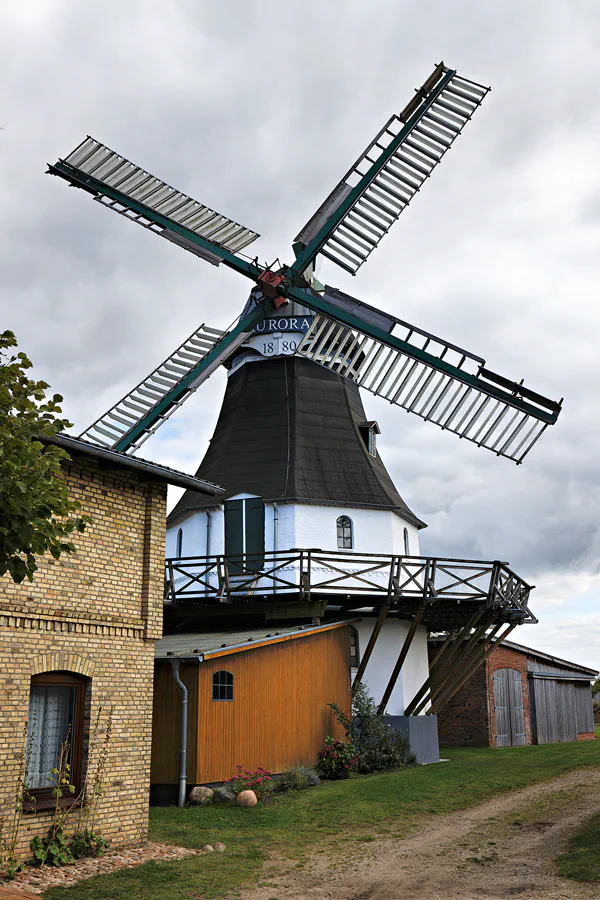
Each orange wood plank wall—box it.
[151,627,351,786]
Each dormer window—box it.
[359,421,380,458]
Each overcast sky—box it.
[2,1,600,669]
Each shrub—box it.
[316,738,358,780]
[330,681,415,774]
[224,766,273,800]
[278,766,320,791]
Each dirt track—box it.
[242,767,600,900]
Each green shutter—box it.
[245,498,265,572]
[224,500,244,573]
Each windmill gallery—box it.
[3,62,590,857]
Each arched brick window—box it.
[25,672,87,810]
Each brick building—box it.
[0,434,221,857]
[434,640,597,748]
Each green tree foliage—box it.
[592,677,600,697]
[0,330,89,583]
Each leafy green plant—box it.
[73,707,113,842]
[316,737,357,780]
[0,329,90,583]
[224,766,273,800]
[70,829,109,859]
[277,766,320,791]
[330,681,415,774]
[0,720,36,878]
[30,828,75,867]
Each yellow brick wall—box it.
[0,450,167,857]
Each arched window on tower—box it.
[337,515,353,550]
[403,527,410,556]
[176,528,183,558]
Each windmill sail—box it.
[48,137,261,271]
[293,64,489,276]
[80,302,271,454]
[290,285,561,464]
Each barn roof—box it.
[502,640,598,677]
[168,356,425,528]
[155,619,359,661]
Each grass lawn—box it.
[557,811,600,883]
[44,739,600,900]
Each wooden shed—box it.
[433,640,597,749]
[151,621,353,803]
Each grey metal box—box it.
[387,715,440,765]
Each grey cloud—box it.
[2,0,599,667]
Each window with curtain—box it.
[176,528,183,557]
[212,670,234,701]
[403,527,410,556]
[337,515,353,549]
[25,672,86,808]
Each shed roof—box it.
[46,433,224,495]
[155,619,358,661]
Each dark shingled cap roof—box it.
[168,356,425,529]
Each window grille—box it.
[367,429,377,457]
[212,670,234,701]
[349,627,360,668]
[337,515,353,549]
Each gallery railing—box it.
[164,549,536,624]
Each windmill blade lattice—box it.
[49,137,261,266]
[293,65,489,276]
[81,324,225,453]
[293,292,560,463]
[48,62,563,463]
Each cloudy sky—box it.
[2,1,600,668]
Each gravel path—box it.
[242,767,600,900]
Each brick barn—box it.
[433,639,597,748]
[0,434,221,858]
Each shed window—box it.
[337,515,353,550]
[403,527,410,556]
[350,627,360,669]
[176,528,183,558]
[25,672,86,808]
[212,670,234,702]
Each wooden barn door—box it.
[494,668,526,747]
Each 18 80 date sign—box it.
[250,316,314,357]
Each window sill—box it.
[23,795,82,815]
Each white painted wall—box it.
[353,619,430,714]
[167,502,420,560]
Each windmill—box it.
[48,62,561,464]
